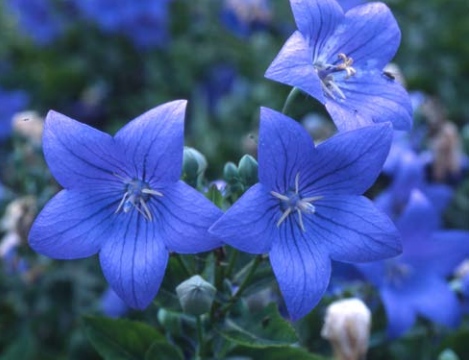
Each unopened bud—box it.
[176,275,216,316]
[238,154,258,187]
[183,147,207,187]
[223,162,239,184]
[12,111,44,145]
[321,298,371,360]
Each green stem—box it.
[175,254,191,278]
[225,249,239,280]
[220,255,263,315]
[281,87,302,115]
[195,316,204,360]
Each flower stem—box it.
[175,254,191,278]
[220,255,263,315]
[195,315,204,360]
[225,249,239,279]
[282,87,302,115]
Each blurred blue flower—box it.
[210,108,401,320]
[221,0,272,38]
[357,190,469,338]
[377,131,453,220]
[4,0,73,45]
[265,0,412,132]
[28,100,222,309]
[100,287,129,318]
[74,0,172,49]
[0,88,29,141]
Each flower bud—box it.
[238,154,258,187]
[321,298,371,360]
[176,275,216,316]
[183,147,207,187]
[223,162,239,184]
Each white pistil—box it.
[271,173,322,232]
[115,177,163,221]
[315,52,357,101]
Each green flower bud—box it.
[175,275,216,316]
[238,154,258,187]
[223,162,239,184]
[183,147,207,187]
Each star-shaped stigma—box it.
[114,176,163,221]
[271,173,322,232]
[315,53,357,100]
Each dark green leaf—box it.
[217,303,298,348]
[232,346,329,360]
[144,341,184,360]
[82,316,165,360]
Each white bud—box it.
[176,275,216,316]
[321,298,371,360]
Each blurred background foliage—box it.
[0,0,468,359]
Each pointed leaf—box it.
[217,303,298,348]
[82,316,165,360]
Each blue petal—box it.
[290,0,343,60]
[323,3,400,70]
[43,110,125,189]
[264,32,325,103]
[309,195,401,262]
[114,100,187,184]
[396,189,439,243]
[409,276,461,329]
[258,108,316,192]
[326,70,413,132]
[209,183,277,254]
[269,221,331,320]
[381,286,416,338]
[151,181,222,253]
[300,123,393,196]
[28,189,118,259]
[355,261,387,287]
[99,211,169,309]
[405,231,469,277]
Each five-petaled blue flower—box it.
[265,0,412,132]
[28,100,222,309]
[356,190,469,338]
[210,107,401,320]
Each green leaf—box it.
[206,184,225,209]
[232,346,329,360]
[145,341,184,360]
[82,316,165,360]
[217,303,298,348]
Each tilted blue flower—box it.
[376,131,453,220]
[356,190,469,338]
[210,107,401,320]
[28,100,222,309]
[0,88,29,141]
[5,0,71,45]
[265,0,412,132]
[74,0,172,49]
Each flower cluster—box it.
[19,0,469,353]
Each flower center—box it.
[115,177,163,221]
[271,173,322,232]
[314,53,356,100]
[385,261,412,288]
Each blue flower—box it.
[357,190,469,338]
[210,108,401,320]
[221,0,272,38]
[265,0,412,132]
[376,132,453,220]
[28,100,222,309]
[0,88,29,141]
[74,0,171,49]
[5,0,71,45]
